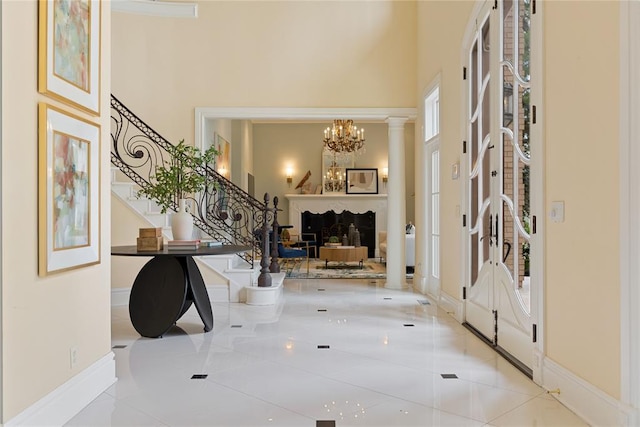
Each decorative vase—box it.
[171,199,194,240]
[348,223,356,245]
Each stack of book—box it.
[200,240,223,248]
[167,239,200,250]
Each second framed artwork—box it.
[346,168,379,194]
[38,0,101,115]
[38,103,101,276]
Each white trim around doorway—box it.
[619,0,640,424]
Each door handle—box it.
[480,214,493,247]
[503,241,512,263]
[488,214,493,247]
[495,213,499,242]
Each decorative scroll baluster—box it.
[110,95,267,267]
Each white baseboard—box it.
[111,284,230,307]
[542,356,636,426]
[438,290,463,323]
[208,284,230,302]
[413,273,428,294]
[111,287,130,306]
[5,353,116,427]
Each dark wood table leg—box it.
[128,255,214,337]
[129,256,188,338]
[183,256,214,332]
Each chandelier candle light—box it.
[323,119,365,154]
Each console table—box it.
[111,245,249,338]
[319,246,368,269]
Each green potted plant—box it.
[326,235,341,247]
[137,139,219,240]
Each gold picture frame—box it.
[214,133,231,178]
[38,0,101,115]
[39,103,101,276]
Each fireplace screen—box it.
[301,210,376,258]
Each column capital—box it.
[386,116,410,128]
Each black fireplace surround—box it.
[301,210,376,258]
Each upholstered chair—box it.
[378,231,387,262]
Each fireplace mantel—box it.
[285,194,387,257]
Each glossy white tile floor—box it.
[67,278,588,427]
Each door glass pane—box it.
[469,16,492,287]
[501,0,531,314]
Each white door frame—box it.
[529,0,544,385]
[620,0,640,422]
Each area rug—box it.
[282,259,413,280]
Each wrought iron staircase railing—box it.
[110,95,267,266]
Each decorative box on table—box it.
[136,227,163,251]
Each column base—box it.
[384,280,409,290]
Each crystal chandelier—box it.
[323,119,365,154]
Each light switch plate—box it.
[550,201,565,223]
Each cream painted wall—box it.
[416,1,473,300]
[251,122,414,226]
[111,1,417,145]
[1,1,112,421]
[111,196,152,289]
[544,1,620,398]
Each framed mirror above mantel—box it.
[322,150,354,194]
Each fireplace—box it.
[302,210,376,258]
[285,194,388,258]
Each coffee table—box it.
[319,246,368,269]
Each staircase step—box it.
[112,177,258,303]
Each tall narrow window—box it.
[425,88,440,141]
[430,149,440,280]
[425,85,440,286]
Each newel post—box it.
[270,196,281,273]
[257,193,272,287]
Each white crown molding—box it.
[195,107,418,123]
[111,0,198,18]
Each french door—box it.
[464,0,533,372]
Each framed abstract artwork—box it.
[214,133,231,178]
[38,0,101,115]
[346,168,379,194]
[39,103,101,276]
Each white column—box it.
[385,117,408,289]
[239,120,253,192]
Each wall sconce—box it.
[503,82,514,127]
[285,167,293,187]
[218,166,227,178]
[382,167,388,187]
